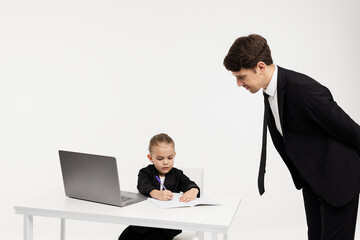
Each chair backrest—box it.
[181,167,204,195]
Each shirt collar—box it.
[264,65,278,97]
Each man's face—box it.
[232,67,264,93]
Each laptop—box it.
[59,150,147,207]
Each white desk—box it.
[14,194,240,240]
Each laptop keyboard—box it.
[121,196,132,202]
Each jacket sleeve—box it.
[137,167,157,196]
[299,84,360,151]
[179,171,201,197]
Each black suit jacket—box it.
[137,164,200,197]
[129,165,200,237]
[268,66,360,207]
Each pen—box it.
[155,175,167,190]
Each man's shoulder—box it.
[278,66,331,100]
[278,66,322,88]
[278,66,311,80]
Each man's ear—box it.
[147,154,153,163]
[257,61,266,73]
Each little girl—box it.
[118,133,200,240]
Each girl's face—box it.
[148,142,175,177]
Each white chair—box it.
[174,167,204,240]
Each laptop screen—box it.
[59,150,122,206]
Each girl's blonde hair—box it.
[148,133,175,154]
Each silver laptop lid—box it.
[59,150,122,206]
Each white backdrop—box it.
[1,0,360,239]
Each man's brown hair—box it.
[223,34,273,72]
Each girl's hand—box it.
[150,189,173,201]
[179,188,199,202]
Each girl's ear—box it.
[147,154,153,163]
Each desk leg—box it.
[195,231,204,240]
[24,215,33,240]
[223,233,228,240]
[61,218,66,240]
[211,232,217,240]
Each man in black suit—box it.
[223,34,360,240]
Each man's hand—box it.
[150,189,173,201]
[179,188,199,202]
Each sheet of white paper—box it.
[147,193,220,209]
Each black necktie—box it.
[258,92,270,195]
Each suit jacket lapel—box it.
[277,66,286,132]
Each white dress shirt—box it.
[264,65,283,136]
[160,176,165,191]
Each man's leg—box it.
[303,186,359,240]
[302,187,322,240]
[321,195,359,240]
